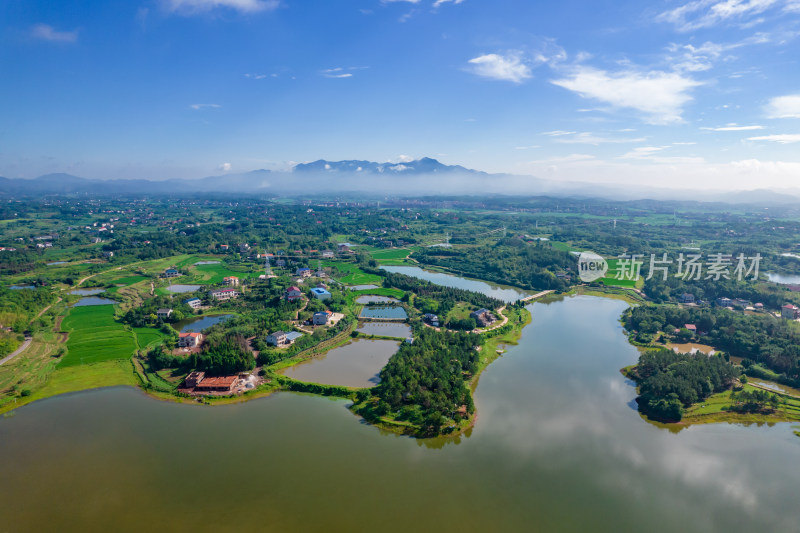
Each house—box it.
[424,313,440,327]
[310,287,331,301]
[178,332,203,348]
[296,267,312,278]
[157,308,173,320]
[286,286,303,302]
[266,331,288,346]
[781,304,800,319]
[275,259,286,267]
[163,268,181,278]
[716,297,732,307]
[102,251,114,258]
[322,250,335,258]
[222,276,239,286]
[470,308,495,327]
[732,298,752,308]
[684,324,697,333]
[755,302,765,310]
[313,310,333,325]
[239,243,250,253]
[184,298,202,309]
[338,243,353,253]
[219,244,229,251]
[680,293,695,304]
[185,371,205,388]
[208,288,239,301]
[285,331,303,344]
[194,375,238,393]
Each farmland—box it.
[60,305,138,367]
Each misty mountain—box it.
[294,157,486,176]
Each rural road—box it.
[0,336,32,366]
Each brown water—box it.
[2,295,800,532]
[278,338,399,387]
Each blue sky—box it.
[2,0,800,190]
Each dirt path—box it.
[30,297,61,324]
[0,336,32,366]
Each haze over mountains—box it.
[1,158,798,204]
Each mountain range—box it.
[1,158,799,204]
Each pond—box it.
[176,314,234,333]
[357,321,412,339]
[347,284,380,291]
[166,284,202,293]
[767,272,800,285]
[9,285,36,290]
[279,338,399,388]
[3,295,800,532]
[381,265,531,302]
[47,261,68,266]
[359,306,408,320]
[70,288,105,296]
[194,260,221,265]
[355,295,400,304]
[73,297,117,306]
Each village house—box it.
[208,288,239,301]
[424,313,440,327]
[716,297,732,307]
[184,297,202,309]
[322,250,335,258]
[680,293,695,304]
[102,251,114,258]
[266,331,289,346]
[163,268,181,278]
[222,276,239,286]
[685,324,697,333]
[239,243,250,253]
[219,244,229,251]
[178,332,203,348]
[194,375,238,393]
[781,304,799,319]
[310,287,331,301]
[296,267,312,278]
[313,310,333,325]
[157,308,173,320]
[286,286,303,302]
[185,371,205,388]
[338,243,353,253]
[470,308,495,327]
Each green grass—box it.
[367,248,412,262]
[192,262,255,284]
[353,287,405,299]
[60,305,138,367]
[133,327,166,351]
[111,275,148,286]
[322,261,383,285]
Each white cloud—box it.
[551,66,702,125]
[541,130,577,136]
[765,94,800,118]
[31,24,78,43]
[433,0,464,6]
[217,162,232,172]
[467,52,532,83]
[190,103,221,110]
[162,0,278,14]
[701,124,765,130]
[747,133,800,143]
[244,73,268,79]
[321,67,366,78]
[551,132,647,144]
[657,0,782,32]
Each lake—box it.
[176,314,234,333]
[347,284,379,291]
[2,294,800,532]
[194,261,220,265]
[359,306,408,320]
[279,338,399,388]
[767,272,800,285]
[381,265,531,302]
[166,284,202,293]
[355,295,399,304]
[9,285,35,290]
[356,321,412,338]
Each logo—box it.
[577,251,608,282]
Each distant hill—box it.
[294,157,486,176]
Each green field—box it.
[353,287,405,299]
[323,261,383,285]
[192,262,256,284]
[60,305,138,367]
[111,275,148,286]
[367,248,412,263]
[133,327,166,351]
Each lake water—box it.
[166,284,202,293]
[347,284,379,291]
[176,314,234,333]
[355,295,399,304]
[72,297,116,306]
[359,306,408,320]
[70,288,105,296]
[9,285,35,290]
[194,261,220,265]
[279,339,399,388]
[2,294,800,532]
[357,321,412,338]
[47,261,67,265]
[381,265,531,302]
[767,272,800,285]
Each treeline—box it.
[354,329,479,436]
[625,305,800,385]
[148,335,254,376]
[632,348,739,421]
[644,275,793,309]
[0,286,55,332]
[412,239,573,291]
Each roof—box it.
[269,330,287,337]
[157,308,172,313]
[179,332,202,338]
[685,324,697,330]
[314,310,333,316]
[285,331,303,341]
[184,297,201,302]
[224,275,239,279]
[288,286,301,292]
[196,376,237,387]
[297,267,311,271]
[311,287,331,294]
[783,304,798,309]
